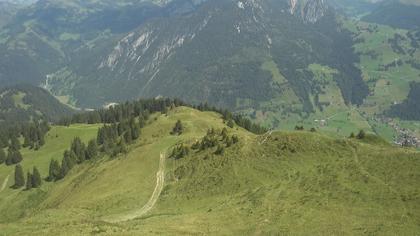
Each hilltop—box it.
[0,84,75,123]
[0,106,419,235]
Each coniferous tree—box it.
[171,120,184,135]
[118,139,128,155]
[86,140,98,160]
[221,128,228,140]
[39,133,45,146]
[0,148,5,164]
[130,118,140,140]
[10,136,21,150]
[6,149,23,165]
[227,119,235,128]
[13,164,25,188]
[71,137,86,163]
[32,167,42,188]
[226,136,233,147]
[60,155,71,178]
[232,135,239,144]
[215,145,225,155]
[23,132,32,148]
[124,128,133,144]
[26,172,33,190]
[97,127,106,145]
[47,159,61,181]
[357,130,366,139]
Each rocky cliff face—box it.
[289,0,327,23]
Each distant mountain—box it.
[0,0,419,136]
[0,0,206,88]
[0,84,75,123]
[44,0,367,114]
[363,0,420,29]
[0,2,20,28]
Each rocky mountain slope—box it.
[0,0,419,140]
[44,0,367,113]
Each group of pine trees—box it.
[171,120,184,135]
[59,98,267,135]
[171,127,239,159]
[0,121,50,166]
[13,164,42,190]
[48,112,143,182]
[59,98,183,126]
[97,117,141,157]
[47,138,98,181]
[7,97,266,190]
[349,130,366,139]
[194,102,267,134]
[192,128,239,152]
[43,100,177,183]
[22,122,49,150]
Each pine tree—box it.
[32,167,42,188]
[12,150,23,164]
[10,136,21,150]
[227,119,235,128]
[26,172,33,190]
[97,127,106,145]
[171,120,184,135]
[124,129,133,144]
[221,128,228,140]
[13,164,25,188]
[86,140,98,160]
[47,159,61,181]
[118,139,128,155]
[5,150,13,166]
[60,155,71,178]
[215,145,225,155]
[130,118,140,140]
[226,136,232,147]
[0,148,5,164]
[6,149,23,165]
[232,135,239,144]
[71,137,86,163]
[357,130,366,139]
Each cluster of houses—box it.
[380,117,420,148]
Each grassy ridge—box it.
[1,107,419,235]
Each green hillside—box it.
[363,0,420,29]
[1,106,419,235]
[0,84,75,123]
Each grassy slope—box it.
[1,107,420,235]
[0,124,100,221]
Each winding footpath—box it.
[106,152,166,223]
[259,129,273,145]
[0,174,10,193]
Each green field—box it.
[0,107,419,235]
[253,19,420,143]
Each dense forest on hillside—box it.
[0,85,74,124]
[388,82,420,120]
[362,1,420,30]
